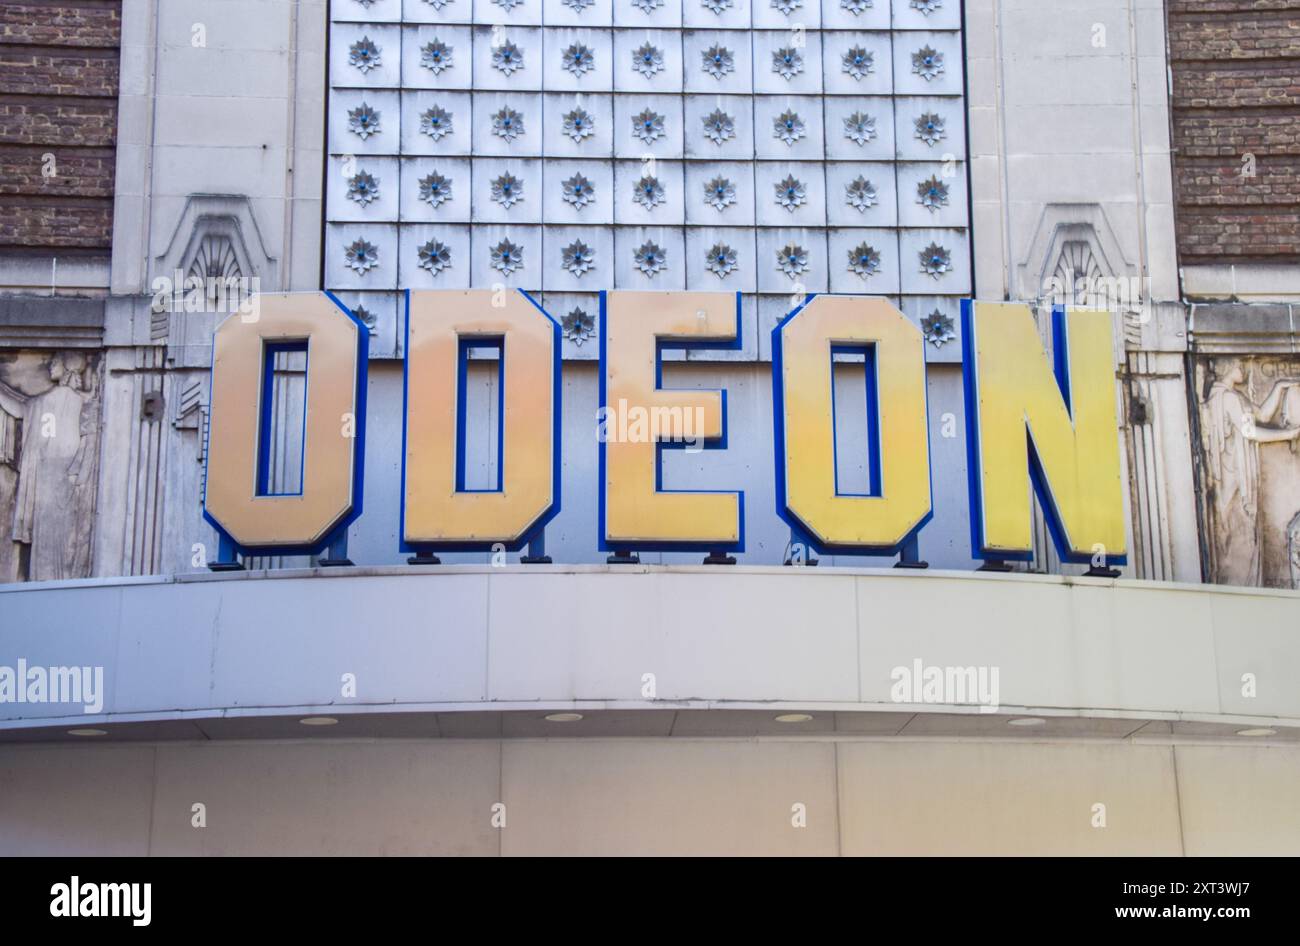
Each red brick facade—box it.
[1168,0,1300,263]
[0,1,120,255]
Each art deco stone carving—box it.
[919,242,951,278]
[563,43,595,77]
[1050,240,1106,305]
[347,170,380,206]
[848,242,881,278]
[772,47,804,80]
[563,307,595,345]
[634,241,667,277]
[844,111,876,145]
[701,0,731,12]
[419,239,452,274]
[704,176,736,211]
[918,175,949,212]
[491,172,524,209]
[631,108,665,144]
[349,37,381,74]
[565,0,594,10]
[420,171,452,209]
[921,310,955,347]
[159,216,259,329]
[633,0,664,12]
[846,175,877,211]
[188,232,243,292]
[491,238,524,275]
[563,240,595,277]
[842,47,873,80]
[348,103,381,139]
[424,0,452,9]
[420,105,452,140]
[702,45,735,80]
[775,174,807,212]
[562,173,595,209]
[912,46,944,81]
[774,110,806,146]
[633,175,666,210]
[777,244,809,279]
[706,243,738,278]
[563,108,595,142]
[915,112,945,146]
[840,0,872,15]
[1199,357,1300,587]
[345,238,380,274]
[772,0,802,15]
[494,0,523,11]
[421,40,452,75]
[632,43,665,79]
[491,106,524,141]
[493,41,525,76]
[702,109,736,144]
[0,352,101,583]
[912,0,942,13]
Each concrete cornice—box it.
[1188,302,1299,355]
[0,294,106,349]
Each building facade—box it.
[0,0,1297,855]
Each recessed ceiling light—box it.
[1008,717,1046,727]
[775,713,814,723]
[299,716,338,726]
[67,728,107,737]
[544,713,583,722]
[1236,727,1277,737]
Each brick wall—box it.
[0,1,120,255]
[1168,0,1300,263]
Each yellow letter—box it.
[773,295,931,551]
[962,301,1126,564]
[600,291,742,550]
[204,292,367,552]
[403,289,560,550]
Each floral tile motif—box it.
[921,309,956,347]
[345,238,379,274]
[632,109,665,144]
[563,307,595,345]
[777,244,809,280]
[634,241,667,277]
[420,106,451,140]
[773,110,806,146]
[632,43,664,79]
[347,171,380,206]
[704,176,737,212]
[421,40,452,75]
[349,37,381,74]
[419,239,452,275]
[702,109,736,144]
[419,172,452,208]
[706,243,738,278]
[562,240,596,277]
[491,238,524,276]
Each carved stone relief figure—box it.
[0,351,101,582]
[1199,357,1300,587]
[1289,511,1300,590]
[0,403,19,581]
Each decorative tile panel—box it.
[327,0,971,351]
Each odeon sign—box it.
[202,290,1127,567]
